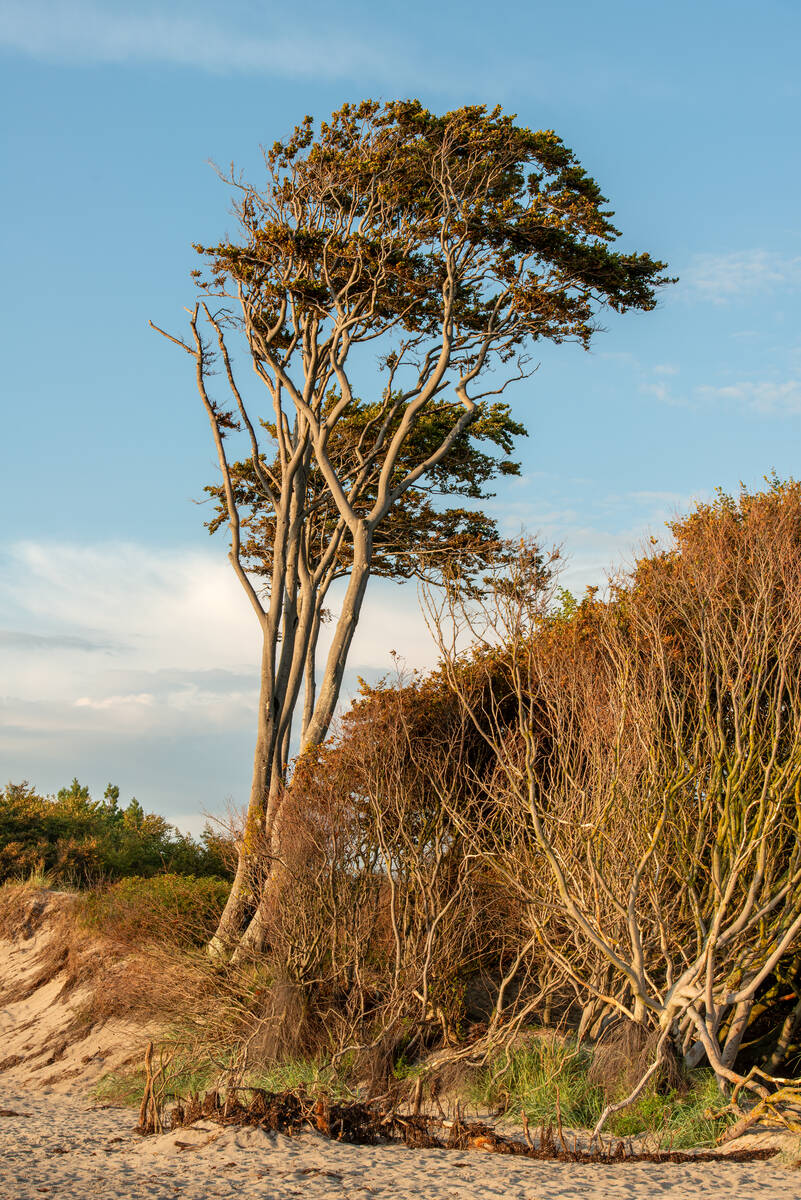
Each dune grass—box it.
[470,1037,603,1128]
[608,1070,727,1147]
[95,1034,732,1149]
[470,1037,734,1148]
[93,1055,222,1109]
[92,1051,352,1111]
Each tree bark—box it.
[229,523,375,957]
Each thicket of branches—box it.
[237,479,801,1121]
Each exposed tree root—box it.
[161,1086,778,1164]
[714,1083,801,1144]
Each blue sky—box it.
[1,0,799,828]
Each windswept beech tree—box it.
[152,100,670,957]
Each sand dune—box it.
[0,890,149,1094]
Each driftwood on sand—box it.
[158,1085,778,1166]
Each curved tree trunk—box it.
[208,639,274,957]
[230,526,375,958]
[212,525,374,958]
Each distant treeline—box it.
[0,778,235,884]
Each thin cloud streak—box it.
[0,0,394,79]
[0,539,437,737]
[683,249,801,303]
[697,378,801,416]
[0,537,436,818]
[0,629,117,652]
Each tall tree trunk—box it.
[302,522,373,749]
[209,635,275,956]
[226,525,375,958]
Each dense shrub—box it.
[245,479,801,1102]
[0,779,235,886]
[80,873,231,948]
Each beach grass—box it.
[92,1051,353,1111]
[470,1037,734,1148]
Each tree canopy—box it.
[152,98,670,956]
[0,779,233,885]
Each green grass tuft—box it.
[92,1051,353,1111]
[608,1069,731,1148]
[472,1036,604,1128]
[471,1036,734,1148]
[93,1068,149,1108]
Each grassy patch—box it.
[471,1036,734,1148]
[94,1030,734,1148]
[608,1070,731,1148]
[93,1051,351,1111]
[248,1058,331,1093]
[472,1036,604,1128]
[93,1067,149,1107]
[93,1046,223,1109]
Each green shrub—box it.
[0,779,235,885]
[79,873,231,948]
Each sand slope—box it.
[0,890,148,1093]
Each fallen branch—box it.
[165,1086,777,1165]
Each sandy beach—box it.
[2,1087,800,1200]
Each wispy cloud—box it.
[0,629,117,652]
[0,540,438,713]
[641,363,801,417]
[697,378,801,415]
[0,539,437,819]
[640,379,678,405]
[0,0,392,78]
[74,692,155,711]
[639,363,687,408]
[628,489,688,506]
[683,249,801,303]
[497,486,700,598]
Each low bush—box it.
[79,873,231,949]
[0,779,235,886]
